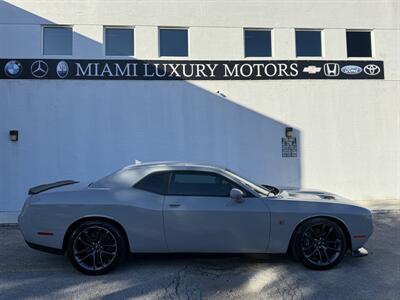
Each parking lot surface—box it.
[0,211,399,300]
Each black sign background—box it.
[0,59,384,80]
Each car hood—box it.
[275,186,355,205]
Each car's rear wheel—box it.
[292,218,347,270]
[67,220,127,275]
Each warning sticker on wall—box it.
[282,137,297,158]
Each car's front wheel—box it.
[67,220,127,275]
[292,218,347,270]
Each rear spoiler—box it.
[28,180,79,195]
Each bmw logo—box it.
[4,60,23,78]
[56,60,69,78]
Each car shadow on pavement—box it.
[1,212,399,300]
[98,252,301,300]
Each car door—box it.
[163,170,270,252]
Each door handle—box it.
[168,203,181,208]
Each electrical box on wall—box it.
[9,130,18,142]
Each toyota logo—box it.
[31,60,48,78]
[364,64,380,76]
[4,60,23,78]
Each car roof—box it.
[122,161,226,172]
[91,161,229,188]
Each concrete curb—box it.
[0,223,18,227]
[353,199,399,212]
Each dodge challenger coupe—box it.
[19,161,373,275]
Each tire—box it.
[292,218,347,270]
[67,220,127,275]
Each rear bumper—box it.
[25,241,64,255]
[19,201,66,250]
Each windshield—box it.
[224,169,277,197]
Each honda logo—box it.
[323,63,340,77]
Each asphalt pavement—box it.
[0,210,399,300]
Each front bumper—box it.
[350,213,374,251]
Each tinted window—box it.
[159,28,188,56]
[168,171,246,197]
[134,172,170,195]
[346,31,372,57]
[244,30,272,57]
[295,30,322,57]
[105,28,134,56]
[43,27,72,55]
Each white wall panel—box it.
[0,0,399,221]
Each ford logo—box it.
[341,65,362,75]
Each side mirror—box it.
[230,188,244,203]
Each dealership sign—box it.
[1,59,384,80]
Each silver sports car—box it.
[19,161,373,275]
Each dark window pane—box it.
[168,171,245,197]
[244,30,271,57]
[105,28,134,56]
[174,174,216,184]
[134,172,169,195]
[346,31,372,57]
[43,27,72,55]
[159,29,188,56]
[295,30,321,57]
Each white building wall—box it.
[0,0,399,222]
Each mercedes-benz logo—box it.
[4,60,23,78]
[364,64,380,76]
[31,60,48,78]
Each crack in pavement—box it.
[162,258,269,299]
[270,274,304,300]
[163,264,198,300]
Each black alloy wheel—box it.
[293,218,347,270]
[67,221,127,275]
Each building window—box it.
[244,29,272,57]
[346,31,372,57]
[159,28,188,57]
[43,26,72,55]
[295,30,322,57]
[105,27,134,56]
